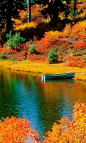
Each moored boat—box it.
[41,72,75,81]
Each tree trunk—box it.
[50,0,59,26]
[28,0,31,22]
[6,0,13,33]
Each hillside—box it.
[0,1,86,68]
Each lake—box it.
[0,69,86,139]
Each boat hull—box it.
[41,72,75,81]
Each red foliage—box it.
[14,43,28,60]
[36,46,47,54]
[1,43,29,61]
[68,60,78,67]
[74,40,85,49]
[68,56,86,68]
[27,52,47,62]
[35,39,51,55]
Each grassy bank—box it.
[0,60,86,81]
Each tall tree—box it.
[71,0,77,16]
[51,0,59,24]
[6,0,13,32]
[29,0,31,22]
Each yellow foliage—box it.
[42,17,51,23]
[62,1,66,4]
[41,20,86,43]
[44,101,86,143]
[71,20,86,38]
[14,22,37,31]
[79,12,86,18]
[12,18,22,25]
[44,31,62,42]
[59,12,65,20]
[63,24,72,37]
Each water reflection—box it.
[0,69,86,139]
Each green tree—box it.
[63,0,71,18]
[71,0,77,16]
[47,49,58,64]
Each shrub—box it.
[82,55,86,63]
[5,31,26,49]
[47,49,58,64]
[29,45,36,53]
[0,53,5,59]
[44,101,86,143]
[0,116,40,142]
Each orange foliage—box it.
[79,12,86,18]
[31,4,45,23]
[12,4,45,31]
[0,116,40,143]
[18,9,28,22]
[68,56,86,68]
[71,21,86,39]
[63,24,72,37]
[44,101,86,143]
[35,20,86,50]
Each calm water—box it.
[0,69,86,139]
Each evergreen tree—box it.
[63,0,71,18]
[71,0,77,16]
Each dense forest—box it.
[0,0,86,67]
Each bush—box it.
[5,31,26,49]
[47,49,58,64]
[82,55,86,63]
[29,45,36,53]
[0,53,5,59]
[44,101,86,143]
[0,116,40,142]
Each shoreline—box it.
[0,60,86,81]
